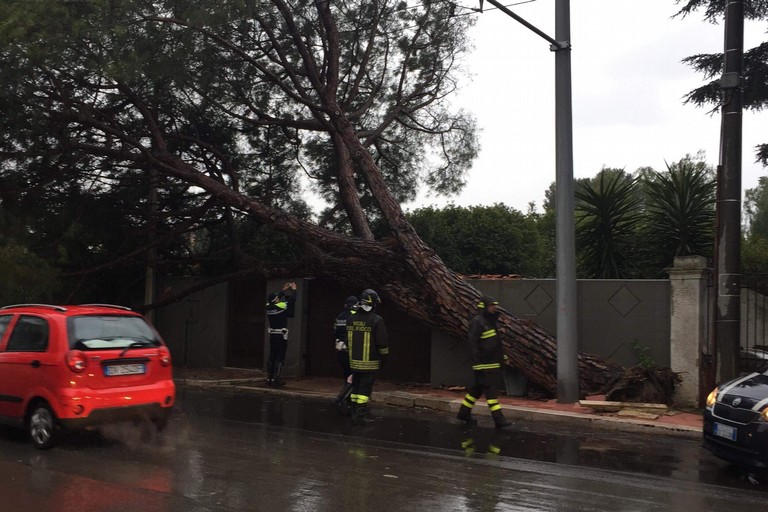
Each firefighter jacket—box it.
[467,311,502,371]
[346,309,389,372]
[266,289,296,331]
[334,307,356,349]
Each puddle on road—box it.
[177,386,768,491]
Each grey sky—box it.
[407,0,765,212]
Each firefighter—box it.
[332,295,358,410]
[456,295,512,429]
[265,281,297,387]
[347,288,389,426]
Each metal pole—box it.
[484,0,565,49]
[484,0,578,402]
[554,0,578,403]
[714,0,744,382]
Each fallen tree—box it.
[0,0,623,395]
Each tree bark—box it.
[319,102,622,395]
[55,2,624,397]
[332,132,374,240]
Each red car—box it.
[0,304,175,449]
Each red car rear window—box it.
[67,315,160,350]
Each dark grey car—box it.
[703,369,768,468]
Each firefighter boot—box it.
[273,363,285,387]
[456,404,477,426]
[334,382,353,406]
[492,410,512,430]
[352,404,372,426]
[334,382,354,416]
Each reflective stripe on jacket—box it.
[266,290,296,330]
[347,310,389,372]
[467,312,502,371]
[334,308,356,342]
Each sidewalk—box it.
[174,367,703,439]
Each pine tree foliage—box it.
[676,0,768,164]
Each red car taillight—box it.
[66,350,87,373]
[158,346,171,367]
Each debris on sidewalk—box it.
[174,368,703,437]
[617,410,660,420]
[603,366,682,405]
[579,400,668,415]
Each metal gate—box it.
[741,274,768,373]
[225,278,266,369]
[304,278,432,383]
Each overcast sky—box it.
[405,0,766,213]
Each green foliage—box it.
[571,156,715,279]
[742,235,768,273]
[676,0,768,21]
[677,1,768,164]
[641,155,715,272]
[630,340,657,370]
[745,177,768,238]
[0,209,61,304]
[0,243,59,305]
[407,204,549,277]
[0,0,477,301]
[743,176,768,273]
[575,169,643,279]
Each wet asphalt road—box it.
[0,385,766,511]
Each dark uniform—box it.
[265,286,296,387]
[346,289,389,425]
[456,296,511,429]
[333,296,357,406]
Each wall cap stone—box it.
[671,255,708,271]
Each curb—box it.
[177,379,702,439]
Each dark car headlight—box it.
[706,387,718,408]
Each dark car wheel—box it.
[28,402,59,450]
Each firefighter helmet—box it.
[477,296,499,309]
[359,289,381,311]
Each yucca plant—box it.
[575,169,643,279]
[642,156,715,273]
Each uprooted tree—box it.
[0,0,622,395]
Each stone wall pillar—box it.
[668,256,709,408]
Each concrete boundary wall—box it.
[431,278,671,391]
[158,268,723,406]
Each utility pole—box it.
[483,0,579,402]
[553,0,578,403]
[714,0,744,382]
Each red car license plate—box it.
[105,363,146,376]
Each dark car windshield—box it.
[67,315,160,350]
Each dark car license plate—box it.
[104,363,146,376]
[713,422,737,441]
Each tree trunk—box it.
[148,126,622,397]
[87,4,625,397]
[322,102,620,395]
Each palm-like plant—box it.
[642,157,715,272]
[575,169,643,279]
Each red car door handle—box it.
[30,360,41,368]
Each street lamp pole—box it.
[483,0,578,403]
[553,0,578,403]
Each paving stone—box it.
[414,397,452,412]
